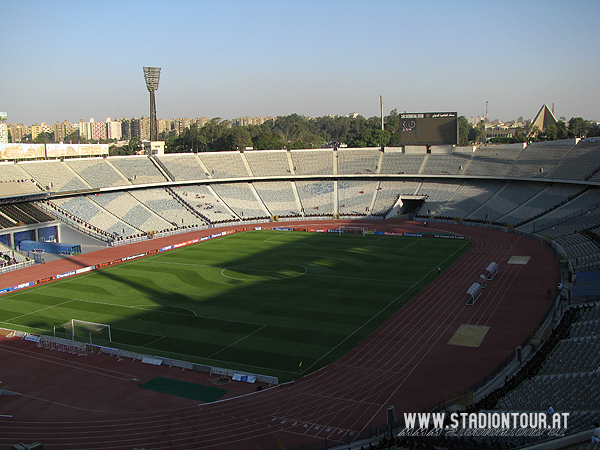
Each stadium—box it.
[0,138,599,450]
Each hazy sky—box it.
[2,0,599,125]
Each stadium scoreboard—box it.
[399,112,458,145]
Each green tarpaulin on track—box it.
[139,376,229,402]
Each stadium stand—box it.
[463,143,524,176]
[252,181,301,218]
[432,180,504,219]
[128,188,208,229]
[172,185,237,223]
[421,153,470,175]
[416,180,461,217]
[505,140,576,178]
[295,180,335,215]
[465,182,543,223]
[2,140,600,450]
[379,152,425,174]
[18,159,91,192]
[290,149,334,175]
[208,182,269,219]
[48,196,141,240]
[371,180,422,216]
[338,179,379,216]
[154,153,207,181]
[197,151,251,179]
[89,191,174,232]
[549,139,600,180]
[243,150,292,177]
[65,158,131,188]
[108,155,169,185]
[336,148,381,175]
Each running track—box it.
[0,219,558,449]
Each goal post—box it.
[67,319,112,344]
[336,225,367,236]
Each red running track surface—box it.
[0,219,559,449]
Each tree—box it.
[468,121,486,143]
[348,129,391,148]
[64,131,84,143]
[33,131,53,143]
[539,120,568,141]
[252,131,287,150]
[587,123,600,137]
[384,109,400,145]
[458,116,470,146]
[213,126,253,152]
[568,117,588,138]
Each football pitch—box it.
[0,230,471,382]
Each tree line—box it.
[13,111,599,155]
[163,112,599,153]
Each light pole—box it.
[143,67,161,142]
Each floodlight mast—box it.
[143,67,161,142]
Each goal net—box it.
[66,319,112,345]
[336,226,367,236]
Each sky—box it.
[1,0,599,126]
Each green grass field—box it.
[0,230,471,382]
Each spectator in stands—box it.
[592,422,600,443]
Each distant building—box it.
[529,104,557,136]
[106,118,122,141]
[195,117,210,128]
[8,124,27,143]
[53,120,79,142]
[0,112,7,144]
[30,123,45,140]
[172,117,193,134]
[232,116,273,126]
[79,118,108,141]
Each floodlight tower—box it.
[143,66,161,141]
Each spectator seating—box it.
[209,183,268,219]
[463,144,524,177]
[290,149,334,175]
[416,180,461,216]
[549,139,600,180]
[109,155,168,185]
[128,188,207,228]
[18,160,90,192]
[252,181,300,217]
[172,185,237,223]
[89,191,173,232]
[155,153,208,181]
[197,151,250,179]
[336,148,381,175]
[432,180,504,219]
[65,158,130,188]
[506,140,575,178]
[244,150,291,177]
[338,180,378,216]
[421,153,470,175]
[371,180,422,216]
[465,182,542,223]
[379,152,425,174]
[50,196,140,238]
[295,180,335,215]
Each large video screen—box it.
[399,112,458,145]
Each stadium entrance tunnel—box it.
[399,196,426,215]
